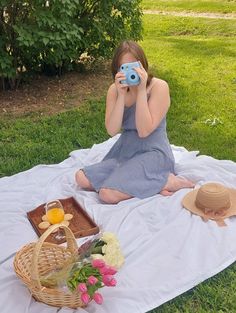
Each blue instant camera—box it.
[120,61,140,86]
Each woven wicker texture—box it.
[14,224,84,308]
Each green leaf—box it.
[42,38,50,46]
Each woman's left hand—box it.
[134,61,148,91]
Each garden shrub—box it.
[0,0,142,90]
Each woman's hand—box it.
[115,72,129,96]
[134,61,148,91]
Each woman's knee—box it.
[75,170,92,189]
[99,188,118,204]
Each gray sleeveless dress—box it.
[82,103,175,199]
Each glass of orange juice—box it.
[45,200,65,241]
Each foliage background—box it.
[0,0,142,89]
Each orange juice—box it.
[46,208,64,224]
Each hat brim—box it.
[182,187,236,220]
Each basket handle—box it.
[31,224,78,290]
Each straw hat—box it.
[182,183,236,227]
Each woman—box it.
[75,40,194,203]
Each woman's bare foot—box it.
[160,173,195,196]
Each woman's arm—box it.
[135,78,170,138]
[134,62,170,138]
[105,71,129,137]
[105,84,124,136]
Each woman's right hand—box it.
[115,72,128,96]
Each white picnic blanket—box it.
[1,134,236,313]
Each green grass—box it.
[141,14,236,161]
[0,101,108,177]
[142,0,236,14]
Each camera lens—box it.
[131,74,136,80]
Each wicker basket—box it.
[14,224,84,308]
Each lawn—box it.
[0,100,108,176]
[142,0,236,14]
[1,3,236,312]
[141,14,236,161]
[1,12,235,176]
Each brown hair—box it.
[111,40,153,87]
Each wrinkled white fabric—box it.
[1,135,236,313]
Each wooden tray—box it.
[27,197,99,244]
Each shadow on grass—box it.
[161,37,236,59]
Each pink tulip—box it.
[77,283,87,293]
[100,265,117,275]
[81,292,90,304]
[93,292,103,305]
[106,266,117,275]
[102,275,117,287]
[92,259,105,268]
[88,275,98,285]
